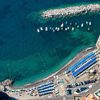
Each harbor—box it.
[0,1,100,100]
[0,36,100,100]
[36,20,92,33]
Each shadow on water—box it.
[0,92,17,100]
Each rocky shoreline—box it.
[42,4,100,19]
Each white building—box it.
[96,36,100,50]
[96,36,100,67]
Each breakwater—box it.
[42,4,100,19]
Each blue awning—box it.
[66,52,95,74]
[38,83,54,90]
[37,81,53,89]
[38,87,54,93]
[72,57,97,77]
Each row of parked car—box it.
[66,86,91,95]
[75,86,91,94]
[66,89,72,95]
[67,79,97,88]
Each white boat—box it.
[60,23,64,27]
[55,27,58,30]
[86,21,88,24]
[53,29,55,32]
[89,21,92,26]
[40,27,43,31]
[65,28,68,31]
[72,27,75,31]
[37,29,40,32]
[49,27,52,30]
[45,27,48,31]
[57,27,60,31]
[77,25,80,28]
[81,23,84,27]
[67,27,70,30]
[87,27,90,31]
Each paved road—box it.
[81,80,100,96]
[19,80,100,100]
[19,96,74,100]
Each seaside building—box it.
[2,34,100,100]
[0,85,4,91]
[96,36,100,67]
[81,94,97,100]
[65,35,100,78]
[96,36,100,50]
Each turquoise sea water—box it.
[0,0,100,86]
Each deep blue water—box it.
[0,0,100,86]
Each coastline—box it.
[42,3,100,19]
[11,46,96,89]
[0,0,100,99]
[0,1,99,87]
[1,35,100,100]
[12,45,95,87]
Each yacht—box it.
[86,21,89,25]
[67,27,70,30]
[53,29,55,32]
[49,27,52,30]
[77,25,80,28]
[65,28,68,31]
[37,29,40,32]
[40,27,43,31]
[89,21,92,26]
[57,27,60,31]
[72,27,75,31]
[45,27,48,31]
[60,23,64,27]
[87,27,90,31]
[55,27,58,30]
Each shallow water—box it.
[0,0,100,86]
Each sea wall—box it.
[42,4,100,19]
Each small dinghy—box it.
[37,29,40,32]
